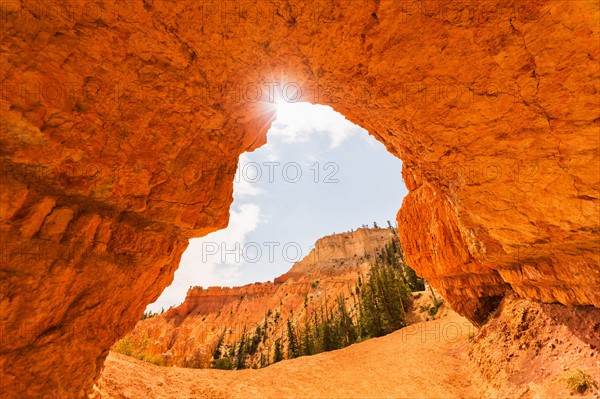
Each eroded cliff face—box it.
[118,228,391,369]
[1,0,598,397]
[275,227,393,282]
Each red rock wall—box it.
[120,230,384,369]
[275,228,393,281]
[1,1,598,397]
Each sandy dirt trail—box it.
[99,313,480,399]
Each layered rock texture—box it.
[118,228,393,368]
[1,0,598,397]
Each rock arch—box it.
[1,1,598,397]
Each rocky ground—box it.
[470,295,600,399]
[99,311,479,399]
[98,296,600,399]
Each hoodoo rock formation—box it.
[117,228,394,369]
[1,1,598,397]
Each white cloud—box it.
[233,154,265,199]
[146,203,262,312]
[271,102,356,148]
[234,172,264,199]
[306,153,318,162]
[264,152,280,162]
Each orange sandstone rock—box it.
[1,1,598,397]
[120,228,391,369]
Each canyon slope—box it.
[115,228,398,368]
[99,297,600,399]
[100,312,481,399]
[1,0,599,397]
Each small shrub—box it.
[428,294,442,307]
[212,357,233,370]
[113,337,163,366]
[139,353,163,366]
[113,338,133,356]
[421,298,444,317]
[428,305,439,316]
[563,369,598,394]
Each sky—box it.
[147,102,407,313]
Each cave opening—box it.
[3,0,599,396]
[147,102,408,313]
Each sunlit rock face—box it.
[1,0,598,397]
[119,228,392,369]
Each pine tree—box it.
[248,326,261,356]
[235,326,247,369]
[321,304,335,351]
[212,332,225,360]
[336,294,357,346]
[286,319,300,359]
[301,312,314,356]
[405,264,425,291]
[273,338,283,363]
